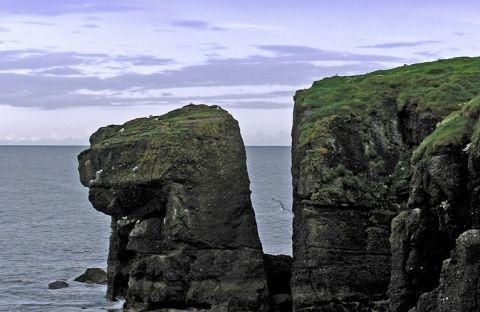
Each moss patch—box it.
[297,57,480,147]
[412,96,480,162]
[90,104,229,148]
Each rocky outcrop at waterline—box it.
[78,104,271,311]
[48,281,69,289]
[74,268,107,284]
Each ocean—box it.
[0,146,292,311]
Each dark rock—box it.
[291,98,403,311]
[272,294,293,312]
[397,103,441,147]
[411,230,480,312]
[78,104,270,311]
[264,254,292,296]
[264,254,293,312]
[388,97,480,312]
[291,58,480,311]
[74,268,107,284]
[48,280,69,289]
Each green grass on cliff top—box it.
[412,95,480,162]
[296,56,480,146]
[90,104,229,147]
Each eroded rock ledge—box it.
[78,104,272,311]
[292,57,480,311]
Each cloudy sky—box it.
[0,0,479,145]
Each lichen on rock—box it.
[389,95,480,312]
[78,104,270,311]
[291,57,480,311]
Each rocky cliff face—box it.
[389,96,480,312]
[291,57,480,311]
[78,57,480,312]
[78,104,270,311]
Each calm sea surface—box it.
[0,146,292,311]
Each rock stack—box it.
[79,104,271,311]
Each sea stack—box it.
[78,104,270,311]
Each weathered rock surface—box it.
[74,268,107,284]
[77,57,480,312]
[291,57,480,311]
[389,96,480,312]
[410,230,480,312]
[78,104,270,311]
[48,280,69,289]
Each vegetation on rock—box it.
[291,56,480,312]
[297,57,480,147]
[413,95,480,162]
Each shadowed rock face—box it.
[411,230,480,312]
[389,101,480,312]
[264,254,293,312]
[291,101,402,312]
[78,104,270,311]
[291,57,480,311]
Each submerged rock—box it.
[78,104,270,311]
[48,280,69,289]
[74,268,107,284]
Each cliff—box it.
[78,104,271,311]
[291,57,480,311]
[78,56,480,312]
[390,95,480,312]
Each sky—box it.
[0,1,479,145]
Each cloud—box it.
[81,23,99,29]
[169,20,227,31]
[221,101,291,110]
[36,67,85,76]
[0,49,175,70]
[0,26,11,32]
[257,45,406,62]
[21,21,55,26]
[358,40,443,49]
[221,23,283,31]
[113,55,175,66]
[0,0,139,15]
[453,32,467,36]
[0,49,90,70]
[415,51,440,58]
[155,90,295,104]
[0,47,409,109]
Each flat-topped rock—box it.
[78,104,270,311]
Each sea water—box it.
[0,146,292,311]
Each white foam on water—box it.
[108,298,126,310]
